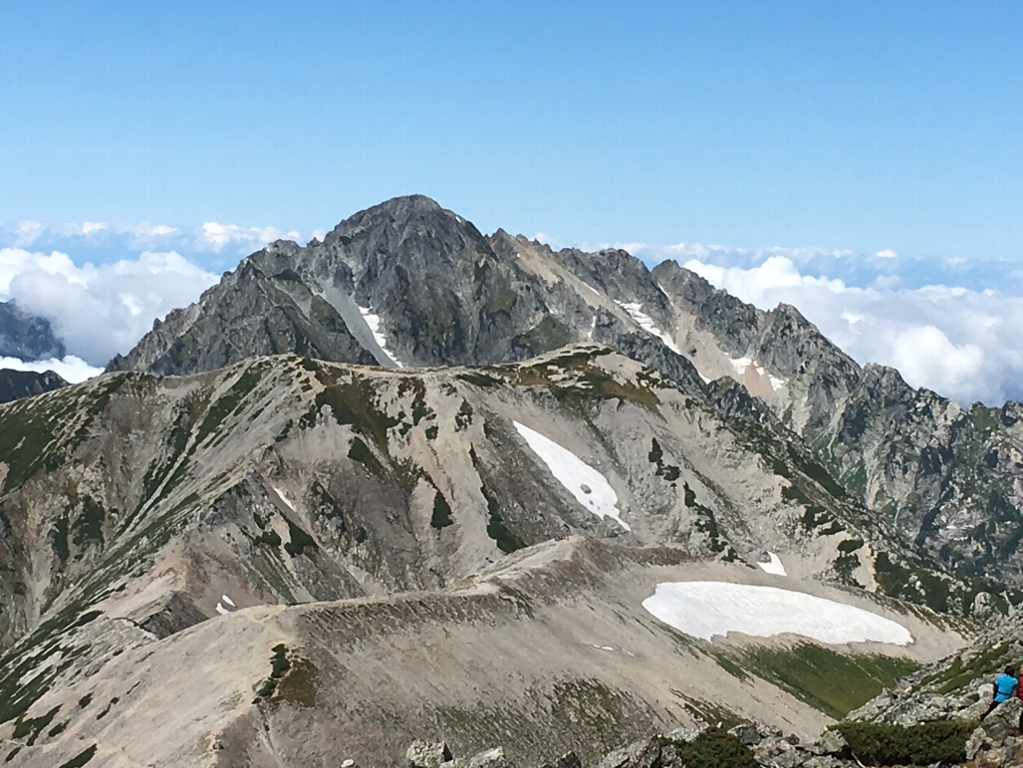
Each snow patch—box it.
[358,305,404,368]
[216,594,236,615]
[642,581,913,645]
[730,357,752,376]
[513,421,630,531]
[614,300,681,354]
[757,552,787,576]
[732,357,786,392]
[582,282,601,296]
[273,486,295,512]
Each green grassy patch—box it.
[670,728,757,768]
[12,704,60,746]
[254,644,291,701]
[431,489,454,529]
[275,656,318,707]
[743,644,920,720]
[56,744,97,768]
[283,518,317,558]
[835,720,974,766]
[194,365,264,445]
[314,375,399,450]
[920,641,1011,694]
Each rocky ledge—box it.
[385,697,1023,768]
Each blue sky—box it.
[2,2,1022,403]
[2,2,1021,259]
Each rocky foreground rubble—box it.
[389,695,1023,768]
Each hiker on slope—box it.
[981,666,1019,720]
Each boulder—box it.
[465,747,513,768]
[751,738,805,768]
[666,725,707,744]
[407,740,453,768]
[594,736,663,768]
[967,698,1023,763]
[536,753,581,768]
[806,727,847,756]
[726,723,761,747]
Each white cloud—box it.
[198,222,301,253]
[2,249,218,366]
[129,223,178,239]
[682,256,1023,405]
[0,355,102,383]
[14,221,43,247]
[0,248,87,293]
[615,242,648,255]
[875,249,898,259]
[70,221,110,237]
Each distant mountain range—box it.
[0,300,64,361]
[0,300,68,404]
[0,368,66,404]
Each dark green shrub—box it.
[836,719,974,765]
[672,728,756,768]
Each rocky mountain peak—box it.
[0,300,66,362]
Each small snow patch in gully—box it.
[216,594,236,616]
[358,305,404,368]
[273,486,295,512]
[513,421,631,531]
[614,300,681,354]
[757,552,787,576]
[642,582,913,645]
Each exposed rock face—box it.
[0,300,65,361]
[0,368,66,404]
[106,195,1023,594]
[652,261,1023,595]
[0,347,990,653]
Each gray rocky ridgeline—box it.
[0,367,66,404]
[105,194,1023,595]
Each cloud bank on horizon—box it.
[1,218,1020,405]
[0,218,298,380]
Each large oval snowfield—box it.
[642,581,914,646]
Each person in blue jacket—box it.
[981,666,1019,720]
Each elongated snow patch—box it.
[614,300,681,354]
[758,552,787,576]
[642,581,913,645]
[358,305,404,368]
[513,421,630,531]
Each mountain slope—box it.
[0,536,968,768]
[1,347,995,654]
[108,195,1023,594]
[650,262,1023,591]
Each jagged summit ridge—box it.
[103,195,1023,593]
